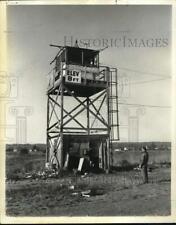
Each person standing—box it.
[140,146,149,183]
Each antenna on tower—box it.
[74,40,79,48]
[83,42,90,49]
[49,44,65,65]
[99,46,108,52]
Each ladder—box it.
[109,68,120,166]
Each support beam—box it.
[60,79,64,169]
[91,94,106,128]
[49,100,60,125]
[87,97,90,135]
[89,97,107,125]
[46,96,50,163]
[48,86,61,125]
[49,96,87,130]
[106,67,111,172]
[48,121,59,131]
[62,89,107,128]
[63,127,108,131]
[64,85,108,128]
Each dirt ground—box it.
[6,166,170,216]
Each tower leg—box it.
[46,96,50,164]
[60,80,64,169]
[87,97,90,135]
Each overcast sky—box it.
[6,5,171,143]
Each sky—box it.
[6,5,172,143]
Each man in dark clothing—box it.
[140,146,149,183]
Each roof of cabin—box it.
[61,46,99,54]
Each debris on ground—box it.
[133,166,140,171]
[23,169,60,180]
[81,172,88,178]
[71,192,79,196]
[81,190,91,197]
[68,185,75,190]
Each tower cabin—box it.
[46,45,119,172]
[48,46,108,96]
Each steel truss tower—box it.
[46,45,119,172]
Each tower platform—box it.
[48,77,107,97]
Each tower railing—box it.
[47,64,111,91]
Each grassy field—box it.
[6,166,171,216]
[6,151,45,180]
[113,149,171,166]
[6,148,171,180]
[5,145,171,216]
